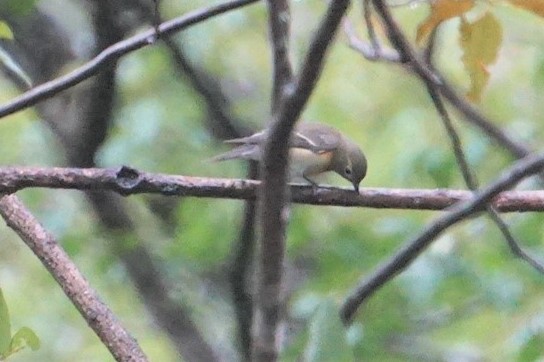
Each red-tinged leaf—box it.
[459,12,503,102]
[416,0,475,44]
[509,0,544,17]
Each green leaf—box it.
[0,46,32,88]
[0,289,12,357]
[10,327,40,352]
[0,21,13,40]
[303,299,354,362]
[517,332,544,362]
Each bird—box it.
[212,122,367,192]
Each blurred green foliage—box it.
[0,0,544,361]
[0,288,40,360]
[0,0,38,16]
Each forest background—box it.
[1,0,544,361]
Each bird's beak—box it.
[353,182,359,193]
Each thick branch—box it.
[254,1,351,360]
[340,152,544,324]
[251,0,294,360]
[0,0,260,119]
[230,164,259,362]
[0,195,147,362]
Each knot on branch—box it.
[115,166,141,194]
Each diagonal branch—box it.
[430,78,544,273]
[0,0,261,119]
[340,151,544,324]
[346,2,532,160]
[425,67,544,274]
[1,4,222,359]
[123,5,258,354]
[371,1,544,273]
[0,195,148,362]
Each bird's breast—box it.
[289,148,333,176]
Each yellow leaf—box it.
[465,63,490,102]
[508,0,544,17]
[416,0,475,44]
[0,21,13,40]
[459,12,503,102]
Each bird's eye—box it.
[345,167,352,175]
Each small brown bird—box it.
[212,122,367,192]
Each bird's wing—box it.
[222,123,340,154]
[210,144,261,162]
[292,123,341,153]
[224,130,267,145]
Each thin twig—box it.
[439,78,531,159]
[428,75,544,273]
[0,0,261,119]
[347,1,532,160]
[152,0,162,40]
[343,17,400,62]
[363,0,379,51]
[343,0,400,62]
[426,79,478,190]
[130,0,249,139]
[162,36,250,139]
[373,0,544,273]
[487,208,544,273]
[0,195,148,362]
[341,151,544,324]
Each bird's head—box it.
[333,139,367,192]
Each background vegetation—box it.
[1,0,544,361]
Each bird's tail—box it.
[209,144,260,162]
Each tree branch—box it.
[340,152,544,324]
[122,5,258,355]
[257,2,375,359]
[369,1,544,274]
[0,0,261,119]
[423,48,544,274]
[251,0,297,359]
[342,9,400,62]
[346,1,532,161]
[0,195,148,362]
[230,163,259,362]
[267,0,293,111]
[0,166,543,211]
